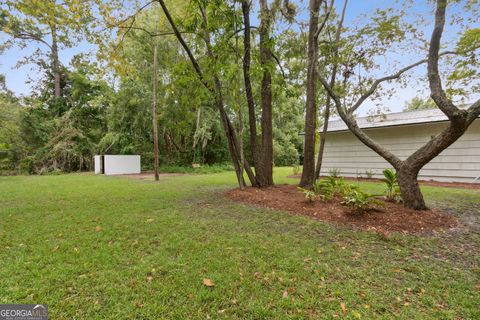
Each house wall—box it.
[320,119,480,183]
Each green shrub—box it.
[298,175,357,202]
[328,168,341,178]
[342,189,384,213]
[299,174,385,212]
[381,169,402,203]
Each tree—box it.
[0,77,22,172]
[157,0,257,188]
[17,58,111,173]
[315,0,347,179]
[404,96,436,111]
[299,0,326,187]
[0,0,89,99]
[318,0,480,210]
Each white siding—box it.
[320,120,480,183]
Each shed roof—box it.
[323,108,477,133]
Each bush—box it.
[342,189,384,213]
[298,174,385,213]
[381,169,402,203]
[273,140,299,166]
[298,175,356,202]
[328,168,341,178]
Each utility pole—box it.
[152,45,160,181]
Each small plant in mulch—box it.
[298,176,347,202]
[342,189,384,214]
[381,169,403,203]
[299,175,385,213]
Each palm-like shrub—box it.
[381,169,402,202]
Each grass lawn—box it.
[0,168,479,319]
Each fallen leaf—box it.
[95,226,102,232]
[146,276,153,283]
[203,278,215,287]
[340,302,347,315]
[282,290,288,298]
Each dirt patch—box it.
[226,185,458,234]
[287,174,480,190]
[120,172,187,180]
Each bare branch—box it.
[272,51,286,79]
[314,0,334,39]
[11,32,52,50]
[348,50,459,114]
[157,0,211,91]
[467,99,480,123]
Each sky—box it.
[0,0,476,115]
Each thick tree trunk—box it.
[258,0,274,186]
[152,45,160,181]
[397,167,427,210]
[300,0,322,187]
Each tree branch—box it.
[314,0,334,39]
[157,0,211,92]
[349,50,459,114]
[427,0,459,118]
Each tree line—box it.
[0,0,478,210]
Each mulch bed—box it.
[225,185,458,235]
[287,174,480,190]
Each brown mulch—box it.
[225,185,458,234]
[287,174,480,190]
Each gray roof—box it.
[324,108,473,133]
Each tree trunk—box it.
[158,0,255,188]
[241,0,261,184]
[314,98,330,179]
[152,45,160,181]
[300,0,322,187]
[314,0,347,180]
[51,24,61,99]
[397,167,427,210]
[258,0,274,186]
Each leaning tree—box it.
[318,0,480,210]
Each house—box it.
[319,109,480,183]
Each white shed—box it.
[94,155,141,175]
[319,109,480,183]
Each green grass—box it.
[0,167,479,319]
[159,162,234,174]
